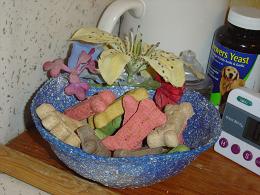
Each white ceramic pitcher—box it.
[98,0,229,68]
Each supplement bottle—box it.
[207,6,260,113]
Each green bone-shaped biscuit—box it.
[168,144,190,154]
[95,116,122,139]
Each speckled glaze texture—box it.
[0,0,113,143]
[30,76,222,188]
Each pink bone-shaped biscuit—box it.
[122,95,139,125]
[122,95,142,148]
[102,98,167,151]
[64,90,116,121]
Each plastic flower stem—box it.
[131,63,146,76]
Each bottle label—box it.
[207,40,258,106]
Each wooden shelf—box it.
[5,129,260,195]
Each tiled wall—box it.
[0,0,113,144]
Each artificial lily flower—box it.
[70,27,185,88]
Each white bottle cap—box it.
[228,6,260,30]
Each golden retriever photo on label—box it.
[220,66,245,96]
[219,66,245,113]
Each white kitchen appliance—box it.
[214,88,260,175]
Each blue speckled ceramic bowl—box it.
[30,75,222,188]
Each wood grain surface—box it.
[0,144,117,195]
[6,129,260,195]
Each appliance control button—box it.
[219,138,228,148]
[231,144,240,154]
[243,151,253,161]
[255,157,260,167]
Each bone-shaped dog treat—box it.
[64,134,81,147]
[147,102,194,148]
[36,103,55,119]
[101,98,166,151]
[36,103,83,147]
[50,122,71,140]
[122,95,139,125]
[121,95,142,148]
[87,115,95,129]
[95,95,138,140]
[37,104,83,131]
[64,90,116,121]
[168,144,190,154]
[100,95,141,150]
[77,125,111,157]
[95,115,122,140]
[94,88,149,129]
[113,147,167,157]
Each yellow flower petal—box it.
[71,27,114,43]
[141,56,185,87]
[71,27,126,52]
[98,49,131,85]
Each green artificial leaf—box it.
[126,78,160,90]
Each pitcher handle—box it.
[97,0,145,33]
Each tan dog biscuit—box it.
[147,102,194,148]
[77,125,111,157]
[36,103,83,147]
